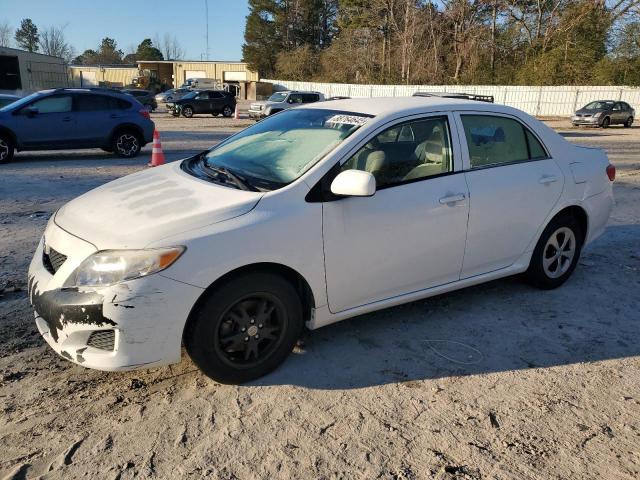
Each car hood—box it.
[576,108,607,115]
[54,161,263,250]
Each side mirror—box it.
[24,106,39,117]
[287,98,294,104]
[330,170,376,197]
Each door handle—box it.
[110,114,121,119]
[439,193,466,205]
[62,116,73,122]
[539,175,558,185]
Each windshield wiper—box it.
[203,163,258,191]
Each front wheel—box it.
[211,112,219,117]
[182,106,194,118]
[222,105,234,118]
[112,131,142,158]
[184,272,303,384]
[0,135,15,164]
[624,117,633,128]
[601,116,610,128]
[525,215,583,289]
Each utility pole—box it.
[205,0,209,61]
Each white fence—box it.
[262,79,640,117]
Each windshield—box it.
[584,101,614,110]
[0,92,40,112]
[200,108,371,189]
[268,92,288,102]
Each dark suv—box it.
[0,88,155,163]
[572,100,635,128]
[172,90,236,118]
[121,89,158,111]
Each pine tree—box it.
[15,18,39,52]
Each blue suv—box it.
[0,88,155,163]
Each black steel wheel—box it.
[185,272,303,383]
[624,116,633,128]
[112,131,141,158]
[222,105,233,117]
[601,116,610,128]
[0,135,15,164]
[182,106,194,118]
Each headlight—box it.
[73,247,185,287]
[593,112,602,118]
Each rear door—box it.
[455,112,563,278]
[193,91,210,113]
[209,91,225,112]
[11,94,76,148]
[73,94,121,147]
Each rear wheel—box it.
[112,131,142,158]
[222,105,234,118]
[184,272,303,384]
[624,116,633,128]
[0,135,15,164]
[182,106,194,118]
[211,112,219,117]
[525,214,583,289]
[601,116,610,128]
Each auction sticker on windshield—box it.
[326,114,370,126]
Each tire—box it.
[101,147,113,153]
[211,112,219,117]
[112,130,142,158]
[222,105,234,117]
[624,117,633,128]
[0,134,15,164]
[184,272,303,384]
[525,214,583,290]
[182,106,194,118]
[601,116,610,128]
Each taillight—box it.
[606,164,616,182]
[139,109,151,120]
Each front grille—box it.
[87,330,116,351]
[42,247,67,274]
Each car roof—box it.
[304,96,520,118]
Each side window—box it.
[613,103,622,111]
[29,95,72,113]
[110,98,131,110]
[196,92,209,100]
[288,94,303,104]
[75,95,111,111]
[461,115,547,168]
[341,116,452,188]
[302,94,318,103]
[210,91,223,98]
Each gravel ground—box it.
[0,114,639,480]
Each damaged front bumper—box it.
[27,223,203,372]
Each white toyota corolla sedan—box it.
[28,97,614,383]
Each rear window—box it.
[76,94,111,111]
[111,97,131,110]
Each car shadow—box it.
[252,224,640,389]
[559,131,615,138]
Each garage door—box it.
[185,70,206,81]
[80,71,97,87]
[0,55,22,90]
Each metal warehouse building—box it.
[68,60,267,100]
[0,46,67,92]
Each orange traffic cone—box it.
[234,104,240,120]
[148,130,165,167]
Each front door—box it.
[322,114,470,313]
[12,94,76,148]
[456,113,564,278]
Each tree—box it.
[154,33,186,60]
[135,38,163,61]
[243,0,282,77]
[72,38,124,65]
[15,18,39,52]
[39,25,75,63]
[0,21,11,47]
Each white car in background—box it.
[28,97,614,383]
[248,90,324,119]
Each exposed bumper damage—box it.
[27,224,204,372]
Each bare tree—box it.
[154,33,185,60]
[0,21,12,47]
[39,25,75,63]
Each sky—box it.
[1,0,250,61]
